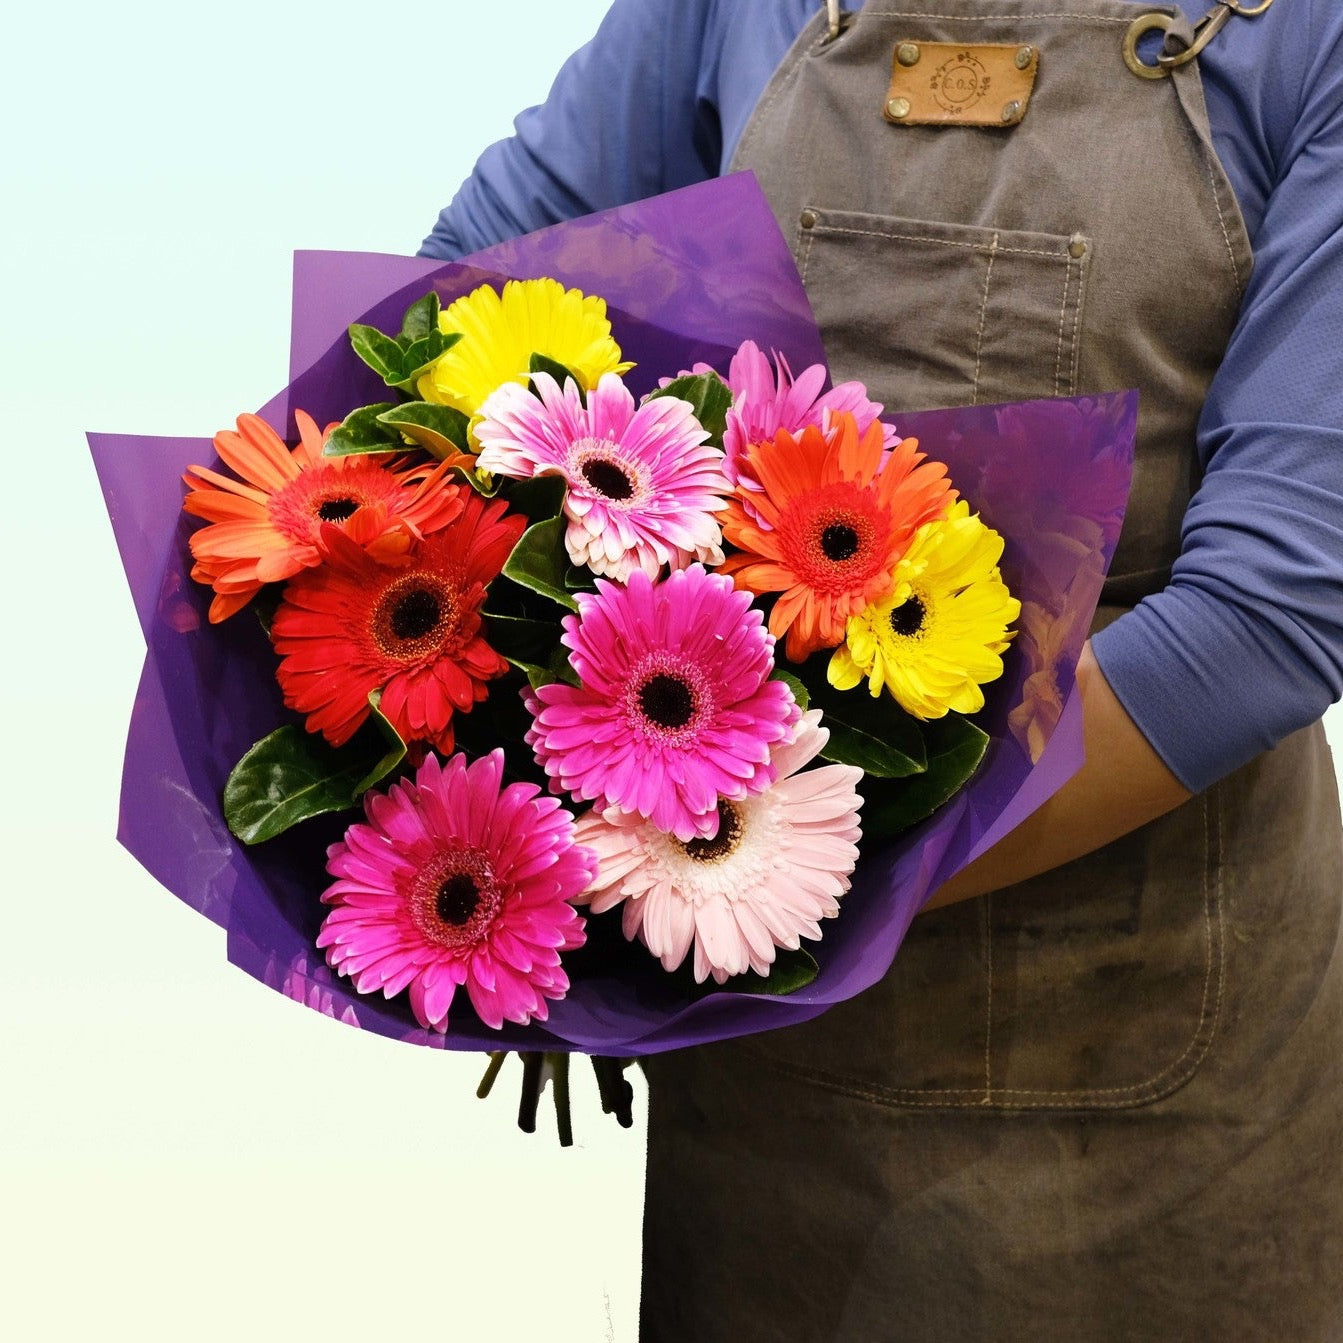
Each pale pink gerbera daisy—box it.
[525,565,800,842]
[474,371,731,581]
[723,340,898,510]
[575,710,863,984]
[317,751,596,1032]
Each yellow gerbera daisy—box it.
[828,501,1020,719]
[416,278,634,418]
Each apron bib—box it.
[640,4,1343,1338]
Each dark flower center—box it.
[639,673,695,730]
[581,458,635,500]
[682,801,744,863]
[317,496,359,523]
[391,588,442,641]
[435,873,480,926]
[820,522,860,562]
[889,596,927,637]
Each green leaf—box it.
[324,402,402,457]
[348,323,405,384]
[821,715,925,778]
[223,696,407,845]
[647,371,733,446]
[376,401,471,460]
[398,329,457,385]
[505,657,557,692]
[676,946,819,999]
[252,584,283,638]
[786,657,926,777]
[563,565,598,594]
[546,644,581,687]
[528,352,584,399]
[398,292,441,344]
[773,668,810,711]
[503,515,580,611]
[353,691,409,796]
[483,612,560,664]
[505,473,568,523]
[741,946,820,995]
[859,714,989,836]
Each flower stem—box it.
[550,1052,574,1147]
[517,1052,544,1133]
[591,1055,635,1128]
[476,1050,508,1100]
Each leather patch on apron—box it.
[883,40,1039,126]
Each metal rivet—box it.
[896,42,921,66]
[1068,234,1088,259]
[887,97,911,120]
[800,209,819,230]
[1001,100,1022,123]
[1015,45,1034,69]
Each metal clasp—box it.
[1122,0,1275,80]
[825,0,842,43]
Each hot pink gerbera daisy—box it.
[524,565,800,842]
[271,492,525,751]
[722,340,898,509]
[474,372,731,581]
[575,710,863,984]
[318,751,596,1032]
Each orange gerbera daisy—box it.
[719,413,956,662]
[183,410,464,623]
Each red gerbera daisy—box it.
[719,413,957,662]
[183,410,464,622]
[271,492,526,751]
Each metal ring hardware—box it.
[1123,0,1275,80]
[1122,11,1177,79]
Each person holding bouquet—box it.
[421,1,1343,1337]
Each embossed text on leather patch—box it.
[883,41,1039,127]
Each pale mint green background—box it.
[3,2,1340,1338]
[2,4,644,1341]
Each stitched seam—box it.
[864,11,1133,23]
[798,222,817,286]
[811,223,1066,259]
[1053,254,1071,396]
[1197,129,1245,295]
[1069,252,1087,393]
[971,234,997,407]
[747,792,1227,1111]
[752,1056,1212,1110]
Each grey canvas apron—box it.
[640,3,1343,1339]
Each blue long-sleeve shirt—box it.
[421,0,1343,793]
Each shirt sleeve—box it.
[418,0,723,259]
[1092,2,1343,792]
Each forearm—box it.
[923,641,1192,910]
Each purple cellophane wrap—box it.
[90,174,1135,1056]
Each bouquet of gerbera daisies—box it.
[92,175,1133,1129]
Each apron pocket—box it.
[744,785,1225,1112]
[795,207,1090,413]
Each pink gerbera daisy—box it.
[474,372,731,581]
[524,565,800,842]
[722,340,897,509]
[317,751,596,1032]
[575,710,863,984]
